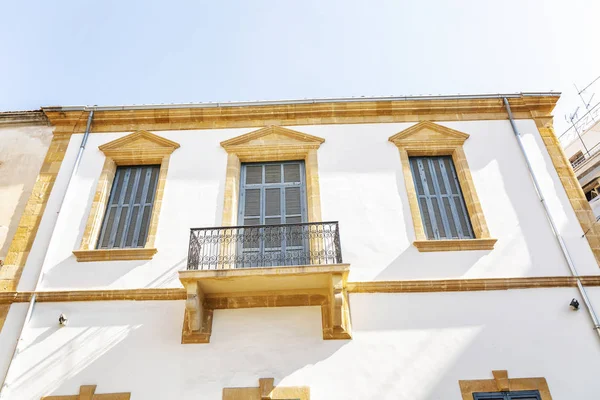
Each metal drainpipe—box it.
[503,97,600,340]
[0,110,94,397]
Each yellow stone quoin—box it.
[1,133,72,292]
[73,130,180,262]
[389,121,497,252]
[533,115,600,265]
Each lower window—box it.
[473,390,541,400]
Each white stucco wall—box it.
[21,119,598,293]
[0,125,52,261]
[0,304,27,394]
[3,288,599,400]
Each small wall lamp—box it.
[570,299,580,311]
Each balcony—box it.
[186,221,343,270]
[178,221,351,344]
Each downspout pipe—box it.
[503,97,600,340]
[0,111,94,397]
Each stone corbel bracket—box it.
[322,273,352,339]
[181,282,213,344]
[179,264,352,344]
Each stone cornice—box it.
[2,275,599,304]
[0,110,48,127]
[347,276,600,293]
[43,95,560,134]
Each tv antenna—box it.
[560,75,600,147]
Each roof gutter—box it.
[42,92,559,113]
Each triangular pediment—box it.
[99,130,180,155]
[389,121,469,147]
[220,126,325,150]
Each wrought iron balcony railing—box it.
[187,221,343,270]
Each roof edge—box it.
[0,110,48,127]
[41,92,560,113]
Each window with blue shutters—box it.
[473,390,542,399]
[239,161,306,227]
[409,155,474,240]
[238,161,307,266]
[97,165,160,249]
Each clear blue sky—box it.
[1,0,598,134]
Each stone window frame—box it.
[220,125,325,226]
[389,121,497,252]
[223,378,310,400]
[41,384,130,399]
[459,370,552,400]
[73,130,179,262]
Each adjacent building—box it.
[563,118,600,218]
[0,93,600,399]
[0,111,52,268]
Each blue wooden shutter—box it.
[97,165,160,249]
[473,391,541,400]
[239,162,306,226]
[409,156,474,240]
[473,393,506,400]
[238,162,307,266]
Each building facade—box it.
[1,94,600,399]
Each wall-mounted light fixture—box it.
[570,299,580,311]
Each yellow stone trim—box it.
[74,130,179,262]
[0,305,9,333]
[78,158,117,251]
[43,95,559,134]
[459,370,552,400]
[1,134,73,291]
[532,116,600,265]
[223,378,309,400]
[97,129,180,164]
[413,238,497,252]
[72,248,157,262]
[389,121,496,251]
[41,385,130,400]
[2,276,600,305]
[220,125,325,147]
[346,276,597,293]
[220,125,324,226]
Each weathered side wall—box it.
[0,122,52,262]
